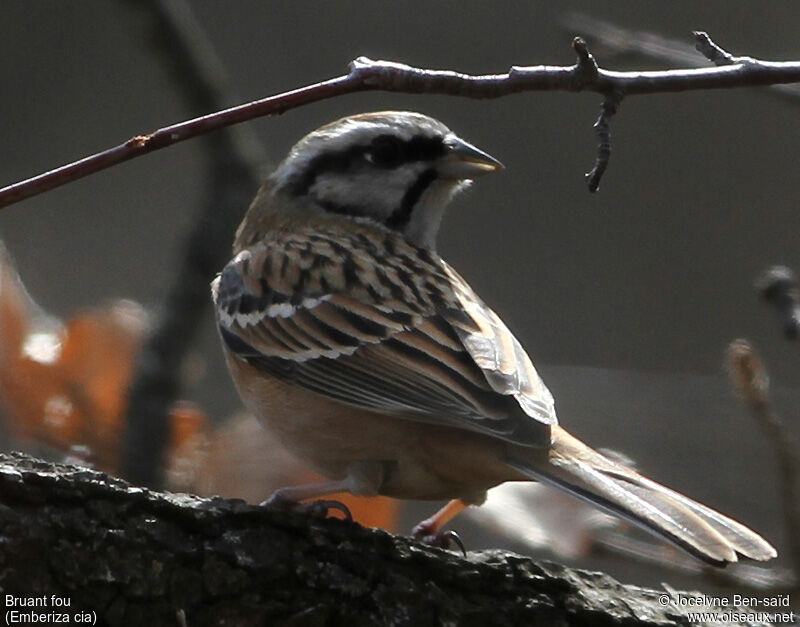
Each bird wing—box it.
[213,227,556,447]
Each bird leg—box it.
[412,499,468,554]
[261,480,353,521]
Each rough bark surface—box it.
[0,453,765,626]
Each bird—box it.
[212,110,776,566]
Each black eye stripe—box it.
[402,135,448,161]
[385,169,438,230]
[285,134,446,196]
[368,135,404,167]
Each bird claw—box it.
[306,499,353,521]
[260,496,353,522]
[412,523,467,556]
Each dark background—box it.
[1,1,798,587]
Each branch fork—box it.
[3,32,800,208]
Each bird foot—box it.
[261,495,353,522]
[412,522,466,556]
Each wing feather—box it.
[213,227,557,446]
[442,263,556,425]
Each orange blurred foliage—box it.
[0,245,398,531]
[0,244,153,471]
[0,245,209,475]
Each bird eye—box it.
[367,135,405,167]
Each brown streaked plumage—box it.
[212,111,776,566]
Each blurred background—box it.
[1,0,798,592]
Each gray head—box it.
[270,111,503,249]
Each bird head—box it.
[270,111,503,249]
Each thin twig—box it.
[4,33,800,206]
[694,31,740,66]
[586,90,622,192]
[571,37,623,193]
[565,12,800,105]
[756,266,800,340]
[119,0,262,487]
[571,36,599,84]
[727,340,800,584]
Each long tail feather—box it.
[507,426,776,566]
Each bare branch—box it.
[571,36,623,192]
[586,90,622,192]
[727,340,800,584]
[565,13,800,105]
[4,33,800,207]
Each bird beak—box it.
[438,136,504,180]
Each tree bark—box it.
[0,452,767,626]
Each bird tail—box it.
[507,425,776,566]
